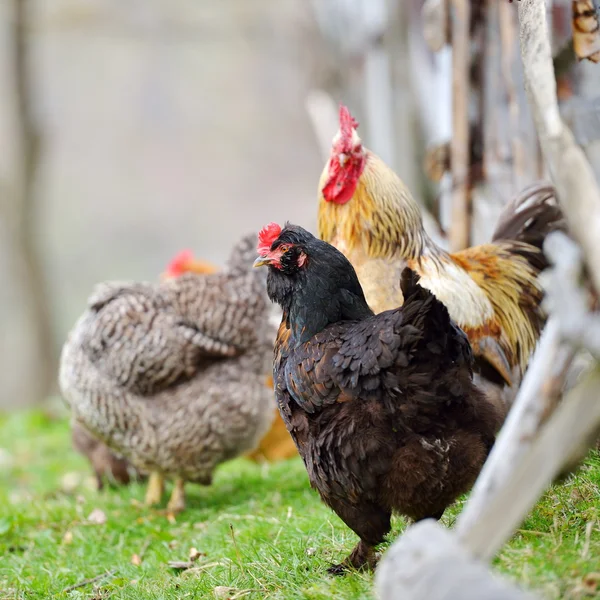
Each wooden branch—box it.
[518,0,600,295]
[362,0,395,168]
[541,232,600,359]
[498,2,527,190]
[8,0,56,403]
[422,0,449,52]
[449,0,471,251]
[375,520,540,600]
[455,317,574,556]
[456,366,600,562]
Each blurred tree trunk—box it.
[4,0,56,404]
[417,0,545,247]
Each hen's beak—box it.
[253,256,270,268]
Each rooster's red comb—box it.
[165,249,194,277]
[339,104,359,147]
[257,222,282,255]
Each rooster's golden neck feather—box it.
[319,151,436,262]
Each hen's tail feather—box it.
[491,181,566,249]
[400,266,449,317]
[400,266,475,370]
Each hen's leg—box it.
[415,509,445,522]
[327,540,379,575]
[145,471,164,506]
[326,500,391,575]
[166,477,186,513]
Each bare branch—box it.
[455,318,574,557]
[518,0,600,295]
[541,232,600,358]
[448,0,471,251]
[422,0,449,53]
[6,0,57,403]
[376,520,539,600]
[458,366,600,562]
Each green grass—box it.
[0,407,598,600]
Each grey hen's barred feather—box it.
[59,234,275,483]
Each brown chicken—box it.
[244,374,298,462]
[318,105,565,409]
[60,234,275,512]
[255,223,501,573]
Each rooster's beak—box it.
[253,256,270,268]
[338,153,348,167]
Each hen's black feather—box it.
[265,225,501,572]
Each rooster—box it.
[318,105,566,408]
[254,223,501,573]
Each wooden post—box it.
[5,0,56,404]
[449,0,470,251]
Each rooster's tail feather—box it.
[491,181,566,249]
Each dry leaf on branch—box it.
[573,0,600,62]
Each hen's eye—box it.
[279,245,290,253]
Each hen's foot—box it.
[145,472,165,506]
[327,563,348,576]
[166,478,186,513]
[327,540,379,576]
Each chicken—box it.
[254,223,501,573]
[71,250,220,486]
[71,423,145,489]
[59,234,275,512]
[164,251,297,463]
[318,105,566,410]
[161,249,219,279]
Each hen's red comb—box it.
[339,104,359,146]
[165,249,194,277]
[257,222,282,255]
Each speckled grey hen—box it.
[59,234,275,512]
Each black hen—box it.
[255,223,501,573]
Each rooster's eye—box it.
[279,245,290,253]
